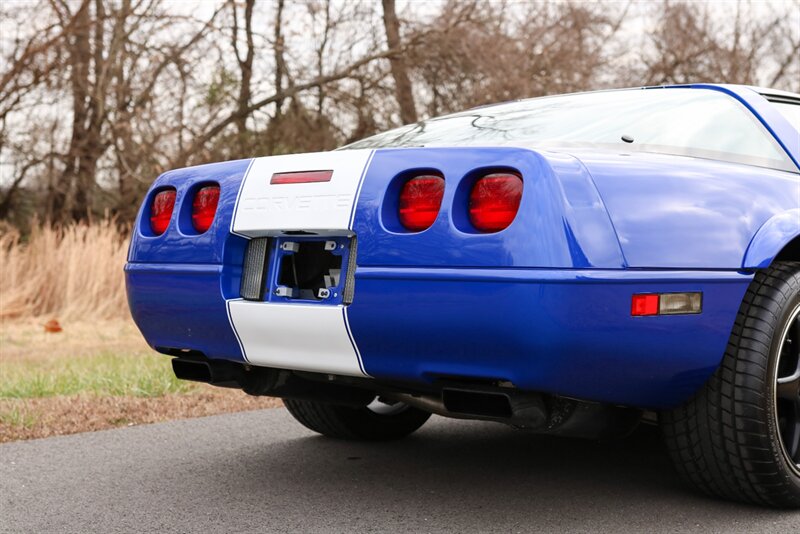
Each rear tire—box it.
[284,397,431,441]
[661,262,800,507]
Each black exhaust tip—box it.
[172,358,213,383]
[171,358,244,388]
[442,388,513,418]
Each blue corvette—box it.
[126,84,800,507]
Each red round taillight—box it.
[468,173,523,232]
[150,189,176,235]
[398,175,445,232]
[192,185,220,233]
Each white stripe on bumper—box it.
[228,301,366,376]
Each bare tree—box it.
[1,0,798,228]
[273,0,287,121]
[231,0,256,140]
[382,0,417,124]
[408,1,627,114]
[642,0,799,90]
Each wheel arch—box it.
[743,209,800,268]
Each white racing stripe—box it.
[232,149,374,237]
[228,302,366,377]
[227,150,374,376]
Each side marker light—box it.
[632,292,702,316]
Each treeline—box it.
[1,0,798,228]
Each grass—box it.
[0,224,281,442]
[0,221,173,398]
[0,350,195,398]
[0,318,196,400]
[0,405,39,429]
[0,220,129,321]
[0,319,281,442]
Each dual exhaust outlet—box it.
[393,386,547,430]
[172,356,640,438]
[171,357,542,424]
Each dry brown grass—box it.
[0,224,283,443]
[1,319,190,398]
[0,390,282,443]
[0,320,283,442]
[0,220,129,321]
[2,318,148,363]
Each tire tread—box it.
[661,262,800,507]
[284,398,431,441]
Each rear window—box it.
[346,88,797,173]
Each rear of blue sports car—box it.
[126,84,800,507]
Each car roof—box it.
[625,84,799,102]
[747,86,800,102]
[465,84,799,113]
[647,84,798,100]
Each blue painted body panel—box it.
[125,263,245,360]
[352,147,626,268]
[126,159,252,360]
[129,158,252,265]
[125,84,800,410]
[744,209,800,268]
[569,149,799,269]
[348,268,751,408]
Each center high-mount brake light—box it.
[469,173,523,232]
[271,170,333,185]
[398,175,445,232]
[150,189,176,235]
[192,185,220,233]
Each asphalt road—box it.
[1,408,798,533]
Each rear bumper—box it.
[125,263,244,361]
[126,263,751,409]
[349,268,751,409]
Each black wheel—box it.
[284,397,431,441]
[661,261,800,507]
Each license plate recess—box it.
[240,236,354,305]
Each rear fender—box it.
[353,147,625,269]
[743,209,800,269]
[128,158,252,265]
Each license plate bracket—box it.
[266,236,352,305]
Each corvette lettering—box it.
[240,194,351,211]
